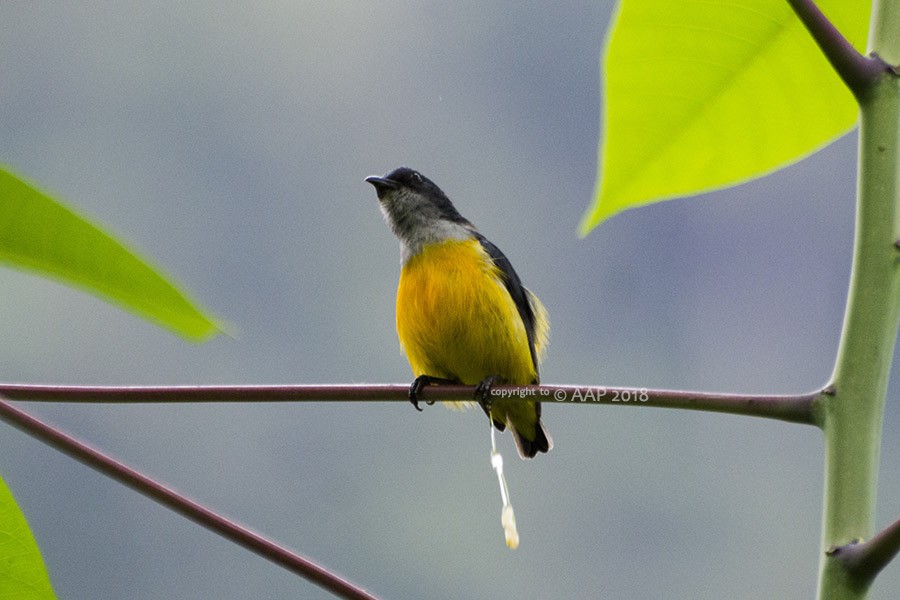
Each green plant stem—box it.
[0,383,821,424]
[815,27,900,600]
[870,0,900,65]
[0,395,381,600]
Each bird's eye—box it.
[412,172,422,183]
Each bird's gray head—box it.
[366,167,474,262]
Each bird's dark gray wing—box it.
[475,234,540,382]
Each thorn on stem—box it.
[826,539,863,557]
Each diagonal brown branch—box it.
[0,395,380,600]
[785,0,889,98]
[830,517,900,583]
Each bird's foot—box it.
[408,375,456,411]
[474,375,503,417]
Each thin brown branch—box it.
[830,517,900,583]
[0,383,822,426]
[0,395,380,600]
[785,0,889,99]
[546,385,821,425]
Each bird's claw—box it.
[475,375,503,416]
[408,375,448,411]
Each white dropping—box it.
[490,424,519,549]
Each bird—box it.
[366,167,551,458]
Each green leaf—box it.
[0,166,220,340]
[581,0,871,232]
[0,474,56,600]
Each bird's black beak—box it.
[365,175,398,199]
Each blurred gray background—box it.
[1,2,898,599]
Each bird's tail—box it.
[510,418,552,459]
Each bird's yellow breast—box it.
[396,238,536,385]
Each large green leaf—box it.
[0,166,220,340]
[0,474,55,600]
[581,0,871,232]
